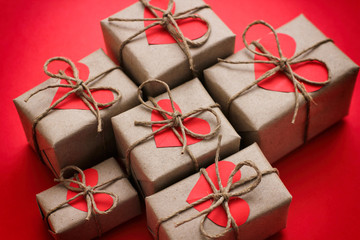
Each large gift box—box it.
[36,157,141,240]
[204,15,359,163]
[101,0,235,96]
[146,141,292,240]
[13,49,139,177]
[112,78,241,196]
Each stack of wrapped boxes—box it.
[13,0,358,239]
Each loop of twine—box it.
[218,20,333,141]
[154,135,279,240]
[24,57,122,165]
[45,165,123,234]
[108,0,211,76]
[125,79,221,175]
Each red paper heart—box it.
[255,33,328,92]
[66,168,114,212]
[144,0,208,45]
[187,161,250,227]
[151,99,211,148]
[49,60,115,110]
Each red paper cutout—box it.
[255,33,328,92]
[187,161,250,227]
[49,61,115,110]
[151,99,211,148]
[144,0,208,45]
[66,168,114,212]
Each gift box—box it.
[112,78,241,196]
[204,14,359,163]
[36,157,141,240]
[101,0,235,96]
[13,49,139,177]
[146,141,292,240]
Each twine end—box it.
[310,97,316,105]
[291,108,298,124]
[181,144,188,155]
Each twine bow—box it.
[24,57,122,165]
[155,135,279,239]
[108,0,211,76]
[45,165,122,222]
[126,79,221,175]
[219,20,333,140]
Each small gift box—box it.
[146,137,292,240]
[112,78,241,196]
[101,0,235,96]
[13,49,139,177]
[204,15,359,163]
[36,157,141,240]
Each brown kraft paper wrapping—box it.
[101,0,235,96]
[111,78,241,196]
[146,143,292,240]
[36,158,141,240]
[13,49,139,177]
[204,14,359,163]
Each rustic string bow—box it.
[126,79,221,175]
[155,135,279,239]
[24,57,122,163]
[108,0,211,76]
[219,20,332,140]
[45,165,122,222]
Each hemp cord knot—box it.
[161,11,172,26]
[84,185,94,195]
[172,110,182,127]
[75,81,86,97]
[278,57,288,71]
[213,190,230,202]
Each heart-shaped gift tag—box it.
[186,161,250,227]
[66,168,114,212]
[151,99,211,148]
[144,0,208,45]
[255,33,328,92]
[48,60,115,110]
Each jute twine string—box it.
[45,166,123,236]
[24,57,122,164]
[218,20,332,141]
[154,135,279,240]
[125,79,221,175]
[108,0,211,76]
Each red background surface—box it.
[1,0,359,239]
